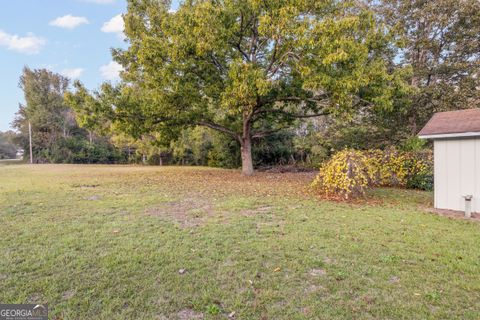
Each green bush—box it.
[403,150,433,191]
[406,172,434,191]
[34,136,125,164]
[401,136,428,151]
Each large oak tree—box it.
[75,0,402,175]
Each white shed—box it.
[419,109,480,214]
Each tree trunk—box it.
[240,136,254,176]
[159,153,163,166]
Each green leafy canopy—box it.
[67,0,405,174]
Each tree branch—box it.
[266,38,279,74]
[274,96,330,104]
[232,12,251,62]
[263,109,329,118]
[249,17,259,62]
[209,54,225,73]
[252,128,284,138]
[251,95,330,121]
[234,42,251,62]
[197,121,240,141]
[267,50,300,76]
[252,105,329,121]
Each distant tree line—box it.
[11,0,480,171]
[12,68,124,164]
[12,67,305,166]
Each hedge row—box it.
[311,148,433,199]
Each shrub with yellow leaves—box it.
[312,148,433,199]
[311,149,375,200]
[368,148,408,187]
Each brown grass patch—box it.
[145,196,214,228]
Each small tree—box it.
[14,67,74,162]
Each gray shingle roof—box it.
[418,109,480,137]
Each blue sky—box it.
[0,0,179,131]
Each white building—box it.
[419,109,480,214]
[16,149,25,160]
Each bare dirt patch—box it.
[145,197,214,228]
[176,309,204,320]
[304,284,325,293]
[425,208,480,221]
[309,268,327,276]
[62,290,76,300]
[27,293,44,304]
[240,206,274,217]
[146,194,280,227]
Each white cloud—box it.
[100,61,123,81]
[50,15,89,29]
[61,68,84,79]
[101,14,124,38]
[0,30,46,54]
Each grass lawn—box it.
[0,164,479,319]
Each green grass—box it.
[0,159,22,165]
[0,165,479,319]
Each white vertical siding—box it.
[434,140,447,209]
[434,137,480,213]
[460,139,476,211]
[446,140,461,210]
[475,139,480,213]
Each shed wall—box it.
[434,138,480,213]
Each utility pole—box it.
[28,121,33,164]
